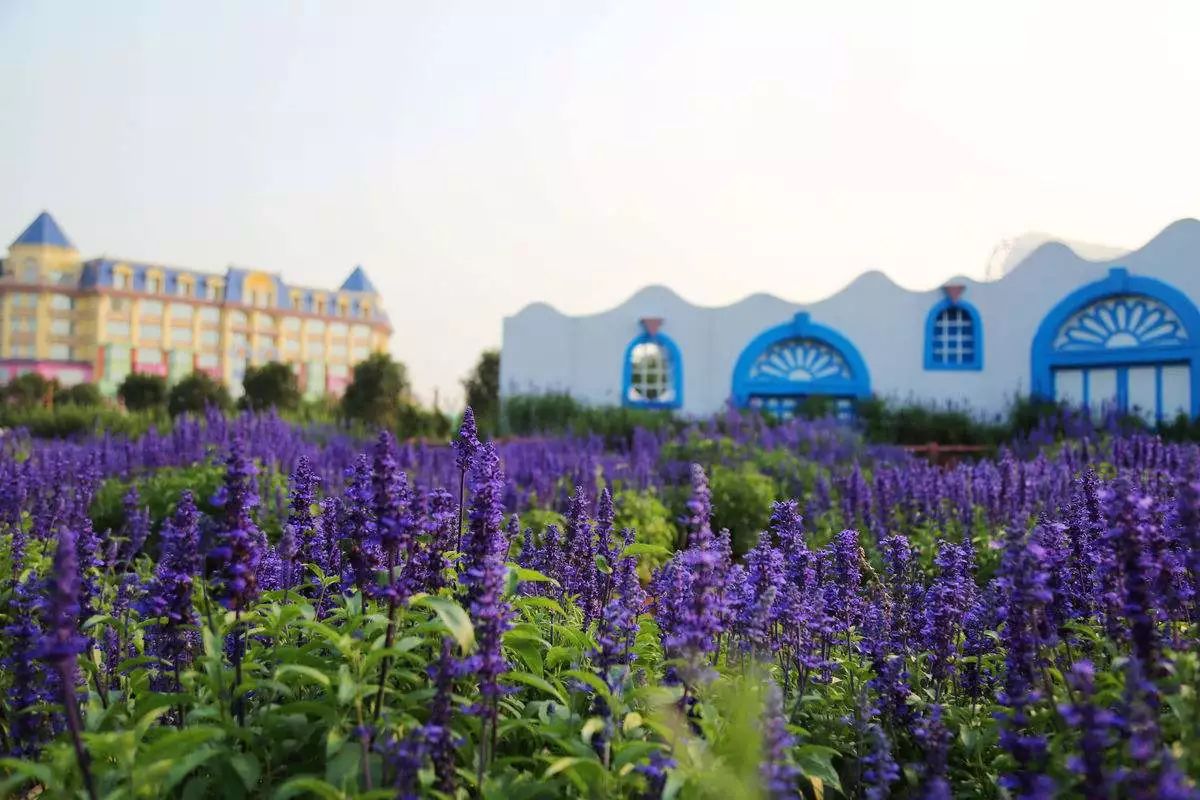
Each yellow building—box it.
[0,211,392,398]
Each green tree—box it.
[341,352,410,428]
[55,383,103,407]
[117,373,167,412]
[4,372,56,408]
[462,349,500,434]
[240,361,301,412]
[167,371,232,417]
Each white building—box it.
[500,219,1200,423]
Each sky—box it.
[2,1,1200,408]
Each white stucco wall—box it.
[500,219,1200,418]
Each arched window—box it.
[924,293,983,370]
[731,312,870,419]
[622,319,683,410]
[1031,268,1200,422]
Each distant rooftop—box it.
[12,211,73,249]
[340,265,377,293]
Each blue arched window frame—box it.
[1030,267,1200,418]
[731,312,871,407]
[924,298,983,371]
[621,330,684,410]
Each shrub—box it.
[4,372,56,409]
[396,401,452,441]
[55,382,103,407]
[708,463,777,556]
[241,361,301,412]
[118,373,168,412]
[501,393,678,446]
[613,488,677,568]
[168,371,232,417]
[90,462,288,545]
[462,349,500,435]
[342,353,411,429]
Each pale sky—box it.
[2,1,1199,408]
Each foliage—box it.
[167,371,232,417]
[462,349,500,435]
[395,400,452,441]
[341,352,411,429]
[118,372,168,412]
[613,488,677,568]
[706,462,777,555]
[6,409,1200,798]
[0,404,165,438]
[240,362,301,413]
[54,382,103,407]
[3,372,56,409]
[501,392,678,446]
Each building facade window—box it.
[49,294,73,311]
[924,296,983,370]
[107,320,131,338]
[170,303,193,320]
[147,276,161,293]
[49,344,71,361]
[140,324,162,342]
[1031,268,1200,423]
[200,329,221,346]
[50,318,72,336]
[140,300,164,318]
[622,319,683,410]
[172,327,193,345]
[198,306,220,324]
[731,312,870,419]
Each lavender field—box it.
[1,408,1199,799]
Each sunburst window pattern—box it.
[930,306,976,366]
[627,341,675,403]
[1053,295,1186,352]
[747,338,852,384]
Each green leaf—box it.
[506,564,560,586]
[274,776,347,800]
[139,726,225,765]
[620,543,671,559]
[505,670,566,703]
[230,752,262,791]
[325,743,361,790]
[412,595,475,654]
[337,665,357,705]
[613,740,664,770]
[796,744,842,794]
[543,755,605,779]
[514,596,566,616]
[275,664,332,688]
[594,554,613,575]
[161,746,225,795]
[562,669,614,705]
[580,717,606,743]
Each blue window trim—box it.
[730,312,871,407]
[923,298,983,371]
[621,330,684,410]
[1030,267,1200,418]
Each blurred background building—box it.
[0,211,391,398]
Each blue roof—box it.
[340,265,377,293]
[12,211,73,248]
